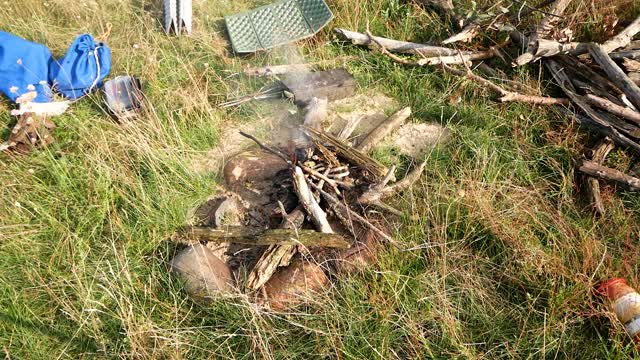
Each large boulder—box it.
[171,244,234,302]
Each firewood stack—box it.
[336,0,640,215]
[177,101,424,309]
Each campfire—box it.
[172,99,424,310]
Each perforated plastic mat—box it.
[225,0,333,53]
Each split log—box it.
[585,94,640,125]
[579,160,640,191]
[304,127,390,181]
[356,107,411,153]
[514,0,573,66]
[589,43,640,111]
[334,28,463,56]
[585,138,615,215]
[336,115,363,141]
[244,64,311,77]
[292,166,334,233]
[182,226,349,247]
[245,207,305,291]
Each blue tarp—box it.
[0,32,111,103]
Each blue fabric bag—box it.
[49,34,111,100]
[0,32,54,103]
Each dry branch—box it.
[585,94,640,125]
[356,107,411,153]
[579,160,640,191]
[336,115,363,141]
[359,161,427,207]
[363,31,568,106]
[585,138,615,215]
[602,16,640,54]
[546,59,640,153]
[293,166,334,233]
[589,43,640,111]
[334,28,463,57]
[308,181,401,248]
[514,0,573,66]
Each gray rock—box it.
[171,244,233,302]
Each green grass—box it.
[2,0,640,358]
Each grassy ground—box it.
[2,0,640,358]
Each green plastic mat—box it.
[225,0,333,53]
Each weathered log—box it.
[630,72,640,87]
[244,64,311,77]
[416,51,497,66]
[589,43,640,111]
[579,160,640,191]
[610,50,640,61]
[304,127,390,181]
[585,138,615,215]
[282,69,356,104]
[585,94,640,125]
[334,28,463,56]
[182,226,348,248]
[442,23,481,44]
[514,0,573,66]
[356,107,411,153]
[623,59,640,72]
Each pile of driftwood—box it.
[335,0,640,214]
[178,100,423,309]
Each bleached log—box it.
[589,43,640,111]
[335,28,464,57]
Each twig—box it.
[308,181,402,249]
[239,131,291,165]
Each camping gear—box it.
[0,32,54,103]
[225,0,333,53]
[49,34,111,100]
[598,278,640,345]
[164,0,192,35]
[104,76,144,121]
